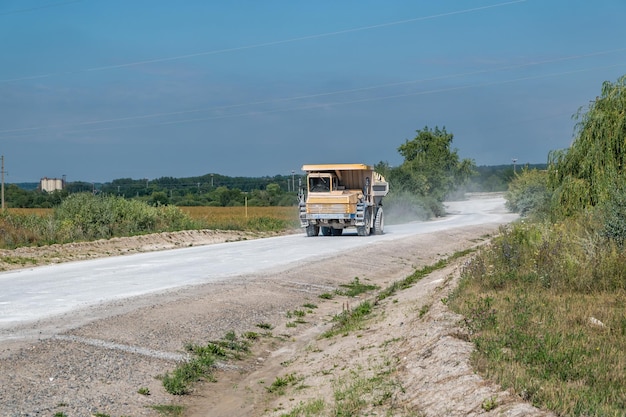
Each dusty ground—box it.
[0,224,554,417]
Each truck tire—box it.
[306,225,320,237]
[357,209,371,236]
[373,207,384,235]
[321,227,332,236]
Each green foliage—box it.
[322,301,373,338]
[505,168,551,219]
[162,332,251,395]
[150,404,185,416]
[4,184,68,208]
[548,75,626,218]
[0,211,47,247]
[336,277,379,297]
[392,126,476,202]
[245,216,288,232]
[0,193,200,248]
[598,186,626,247]
[53,193,198,241]
[266,373,300,394]
[451,224,626,416]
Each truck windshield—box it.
[309,176,330,192]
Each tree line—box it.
[4,132,542,210]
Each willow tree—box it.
[548,75,626,217]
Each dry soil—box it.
[0,225,554,417]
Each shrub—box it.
[505,169,550,219]
[598,186,626,247]
[53,193,198,241]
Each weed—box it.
[418,303,430,318]
[162,331,251,395]
[150,404,185,416]
[266,373,300,395]
[450,222,626,416]
[337,277,378,297]
[302,302,317,309]
[243,331,259,340]
[256,322,273,330]
[280,398,326,417]
[318,292,334,300]
[137,387,150,395]
[377,249,475,302]
[1,256,37,265]
[322,301,372,338]
[482,396,498,411]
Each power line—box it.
[0,0,526,84]
[4,61,622,140]
[1,46,624,137]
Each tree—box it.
[392,126,475,201]
[150,191,170,206]
[548,75,626,217]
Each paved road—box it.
[0,196,516,328]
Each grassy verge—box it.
[449,222,626,416]
[277,252,472,417]
[159,331,253,395]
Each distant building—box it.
[40,177,65,192]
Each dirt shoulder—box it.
[0,229,291,272]
[0,224,552,417]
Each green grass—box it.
[377,248,475,302]
[0,256,38,266]
[279,398,326,417]
[150,404,185,416]
[336,277,378,297]
[450,222,626,416]
[161,331,252,395]
[266,373,301,395]
[321,301,373,338]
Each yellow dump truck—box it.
[298,163,389,236]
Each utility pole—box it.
[291,170,295,193]
[512,158,518,175]
[1,155,5,211]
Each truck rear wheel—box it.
[321,227,332,236]
[373,207,384,235]
[331,228,343,236]
[306,225,320,237]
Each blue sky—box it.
[1,0,625,183]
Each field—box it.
[8,206,300,231]
[7,208,52,216]
[179,206,300,230]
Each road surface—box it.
[0,195,515,328]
